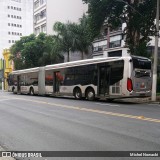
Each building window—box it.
[39,9,46,19]
[35,27,40,35]
[9,40,11,43]
[8,6,10,9]
[109,40,121,48]
[41,24,46,33]
[8,32,10,35]
[108,50,122,57]
[8,23,10,26]
[8,14,10,17]
[40,0,46,5]
[34,13,40,22]
[34,0,39,9]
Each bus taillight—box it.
[127,78,133,92]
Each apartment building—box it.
[92,22,160,59]
[33,0,87,35]
[0,0,33,58]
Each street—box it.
[0,91,160,160]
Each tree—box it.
[10,34,37,69]
[83,0,157,56]
[70,14,92,59]
[53,22,76,62]
[53,15,92,60]
[10,33,64,70]
[38,35,64,65]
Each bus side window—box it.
[110,67,124,85]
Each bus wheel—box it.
[29,88,34,95]
[74,88,82,99]
[86,88,95,101]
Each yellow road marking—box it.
[2,96,160,123]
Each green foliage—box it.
[53,21,78,62]
[53,14,92,61]
[83,0,124,40]
[10,33,64,70]
[83,0,157,57]
[38,35,64,65]
[72,14,92,59]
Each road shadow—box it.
[7,91,145,105]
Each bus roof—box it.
[10,56,151,74]
[11,67,40,74]
[45,57,127,70]
[131,55,151,61]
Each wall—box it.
[47,0,88,34]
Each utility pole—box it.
[151,0,159,101]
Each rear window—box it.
[132,57,151,69]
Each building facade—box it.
[92,22,160,59]
[0,0,33,58]
[3,49,13,90]
[33,0,87,35]
[33,0,88,62]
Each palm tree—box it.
[38,35,64,65]
[53,22,76,62]
[53,15,92,61]
[69,14,92,60]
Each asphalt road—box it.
[0,91,160,160]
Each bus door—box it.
[17,75,21,93]
[53,71,60,93]
[98,65,110,96]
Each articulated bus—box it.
[8,56,152,101]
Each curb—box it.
[117,98,160,104]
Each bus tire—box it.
[74,87,82,99]
[29,87,34,95]
[86,88,95,101]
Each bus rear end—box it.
[128,56,152,97]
